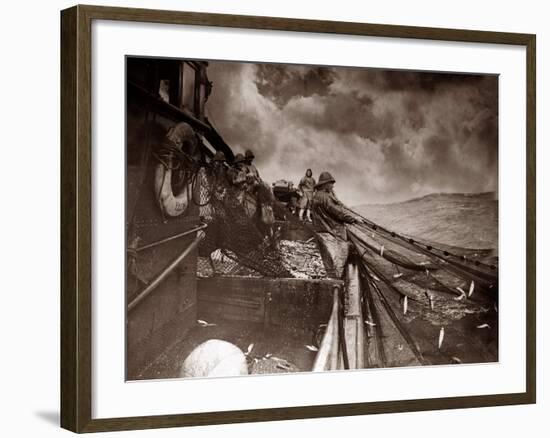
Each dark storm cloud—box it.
[254,64,336,108]
[284,92,392,140]
[205,61,498,205]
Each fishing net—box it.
[346,217,498,301]
[310,203,500,368]
[192,165,292,278]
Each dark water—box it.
[355,192,498,250]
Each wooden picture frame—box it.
[61,4,536,433]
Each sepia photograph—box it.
[125,56,499,381]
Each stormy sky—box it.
[205,60,498,206]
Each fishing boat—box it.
[126,56,498,380]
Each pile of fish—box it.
[197,249,262,278]
[278,239,327,279]
[197,240,327,279]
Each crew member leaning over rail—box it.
[311,171,359,278]
[312,171,358,239]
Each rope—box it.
[359,267,387,368]
[351,221,496,292]
[337,287,350,370]
[359,262,428,366]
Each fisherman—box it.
[243,149,261,190]
[212,151,227,180]
[226,153,247,204]
[255,181,276,237]
[226,150,274,235]
[298,168,316,222]
[227,153,246,184]
[240,149,263,219]
[288,195,298,216]
[211,150,228,200]
[312,171,358,240]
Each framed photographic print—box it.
[60,4,536,433]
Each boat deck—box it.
[133,318,320,380]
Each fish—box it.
[425,292,434,310]
[365,320,377,327]
[402,296,408,315]
[477,323,491,329]
[305,345,319,352]
[246,343,254,355]
[451,356,463,364]
[393,273,403,279]
[197,319,217,327]
[438,327,445,349]
[397,344,404,351]
[380,245,385,257]
[371,274,381,282]
[468,281,475,297]
[272,357,291,369]
[454,287,467,301]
